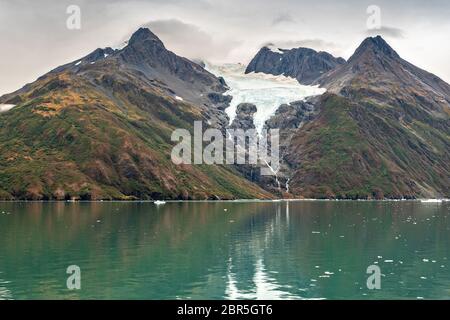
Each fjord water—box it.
[0,201,449,300]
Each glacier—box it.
[206,63,325,132]
[0,104,16,113]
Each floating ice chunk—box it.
[384,260,394,263]
[423,259,429,262]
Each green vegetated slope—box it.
[288,93,449,199]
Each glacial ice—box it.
[206,63,326,132]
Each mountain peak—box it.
[349,35,400,62]
[128,27,164,47]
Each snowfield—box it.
[206,63,326,132]
[0,104,16,113]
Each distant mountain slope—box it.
[245,45,345,85]
[0,28,271,200]
[283,36,450,199]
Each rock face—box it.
[284,36,450,199]
[245,46,345,84]
[0,28,271,201]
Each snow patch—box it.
[205,63,326,132]
[0,104,16,113]
[75,61,82,66]
[175,96,184,101]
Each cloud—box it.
[143,19,241,62]
[366,26,406,38]
[272,13,295,26]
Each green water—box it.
[0,201,449,300]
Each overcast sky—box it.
[1,0,450,95]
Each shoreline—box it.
[0,199,448,204]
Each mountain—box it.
[245,45,345,84]
[1,30,448,200]
[280,36,450,199]
[0,28,271,200]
